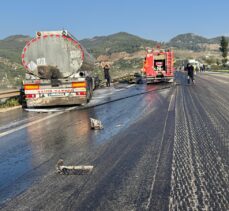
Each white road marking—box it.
[0,106,76,138]
[146,90,175,209]
[0,118,31,131]
[168,94,175,111]
[127,84,136,88]
[92,96,106,99]
[115,89,126,91]
[25,108,63,113]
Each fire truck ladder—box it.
[166,51,172,73]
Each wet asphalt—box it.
[0,72,228,211]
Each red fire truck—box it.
[142,47,175,83]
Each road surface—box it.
[0,72,228,211]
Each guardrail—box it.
[0,89,20,100]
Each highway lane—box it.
[0,83,172,209]
[0,72,228,210]
[169,72,229,211]
[0,83,170,134]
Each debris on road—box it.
[56,159,94,175]
[115,124,123,127]
[174,81,181,85]
[90,118,103,129]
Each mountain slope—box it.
[80,32,158,57]
[168,33,209,51]
[167,33,229,51]
[0,35,31,62]
[0,35,31,88]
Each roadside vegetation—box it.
[219,36,228,66]
[0,98,20,109]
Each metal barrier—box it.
[0,89,20,100]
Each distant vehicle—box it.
[20,30,97,108]
[142,48,175,83]
[183,59,202,70]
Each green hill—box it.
[0,35,31,62]
[80,32,158,57]
[208,36,228,44]
[167,33,229,51]
[0,35,31,89]
[168,33,210,51]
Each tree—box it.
[219,36,228,66]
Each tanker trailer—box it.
[20,30,96,108]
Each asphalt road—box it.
[0,72,228,211]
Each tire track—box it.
[169,82,229,210]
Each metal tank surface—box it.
[21,30,95,79]
[20,30,97,108]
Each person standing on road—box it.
[103,64,111,87]
[187,63,195,84]
[203,64,205,72]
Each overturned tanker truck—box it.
[20,30,97,108]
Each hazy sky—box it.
[1,0,228,41]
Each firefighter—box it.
[187,63,195,84]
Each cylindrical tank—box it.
[21,30,95,79]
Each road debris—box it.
[90,118,103,129]
[56,159,94,175]
[174,81,181,85]
[115,124,123,127]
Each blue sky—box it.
[1,0,228,41]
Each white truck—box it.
[20,30,97,108]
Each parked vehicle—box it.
[20,30,96,108]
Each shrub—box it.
[0,98,20,108]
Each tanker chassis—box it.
[20,30,96,108]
